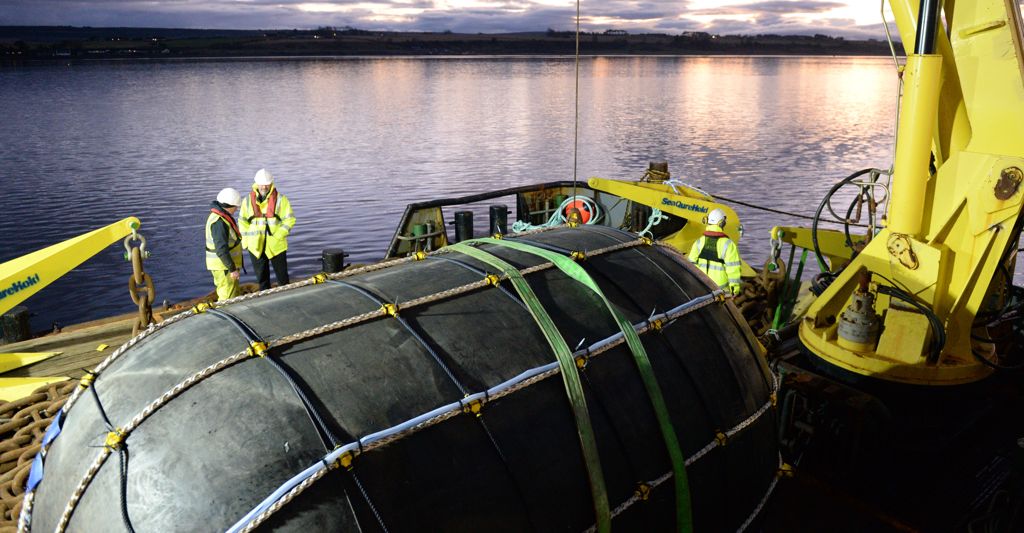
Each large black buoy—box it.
[26,227,777,532]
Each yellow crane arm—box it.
[771,226,869,272]
[0,217,141,317]
[588,177,742,242]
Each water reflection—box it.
[0,56,898,331]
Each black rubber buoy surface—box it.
[29,226,777,532]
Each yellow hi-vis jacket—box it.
[205,210,243,271]
[687,230,742,292]
[240,184,296,259]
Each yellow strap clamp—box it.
[310,273,328,284]
[248,341,269,358]
[569,250,586,261]
[715,430,728,446]
[635,482,652,501]
[105,428,127,451]
[333,450,356,471]
[381,303,399,317]
[78,373,96,389]
[191,302,215,314]
[461,398,485,417]
[777,463,795,478]
[414,251,428,261]
[485,274,501,286]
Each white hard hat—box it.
[707,208,727,227]
[253,168,274,186]
[217,187,241,207]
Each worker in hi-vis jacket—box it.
[687,208,743,295]
[240,168,296,291]
[205,188,244,301]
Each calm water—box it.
[0,56,900,332]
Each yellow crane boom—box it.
[0,217,141,318]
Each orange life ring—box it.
[564,199,593,224]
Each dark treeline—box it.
[0,26,901,60]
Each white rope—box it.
[637,208,665,239]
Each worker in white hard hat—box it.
[239,168,296,290]
[205,188,244,301]
[687,208,743,295]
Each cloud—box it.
[0,0,895,38]
[694,1,844,16]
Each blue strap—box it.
[27,410,64,492]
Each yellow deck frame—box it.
[800,0,1024,385]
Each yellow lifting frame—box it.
[0,217,141,317]
[771,226,869,273]
[588,177,756,277]
[799,0,1024,385]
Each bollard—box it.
[322,248,349,273]
[1,306,31,343]
[489,204,508,236]
[453,211,474,243]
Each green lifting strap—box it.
[448,242,612,533]
[468,237,694,533]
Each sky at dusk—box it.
[0,1,1017,38]
[0,1,897,37]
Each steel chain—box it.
[125,233,154,336]
[0,381,75,528]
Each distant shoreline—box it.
[0,26,901,62]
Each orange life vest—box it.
[249,189,278,219]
